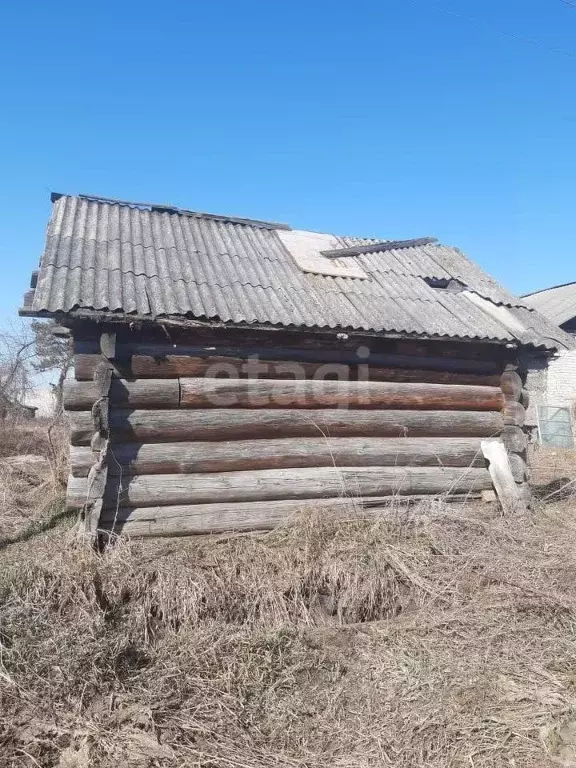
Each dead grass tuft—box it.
[2,497,576,767]
[0,419,69,547]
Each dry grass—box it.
[0,419,69,546]
[531,444,576,490]
[2,435,576,767]
[3,503,576,767]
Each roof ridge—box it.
[50,192,291,231]
[522,280,576,297]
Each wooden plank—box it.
[320,238,439,259]
[70,437,486,477]
[66,466,493,511]
[74,350,502,387]
[179,379,504,411]
[68,408,506,446]
[481,439,522,514]
[63,379,180,410]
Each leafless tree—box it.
[31,320,73,410]
[0,322,36,411]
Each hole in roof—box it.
[424,277,467,293]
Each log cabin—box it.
[19,192,574,538]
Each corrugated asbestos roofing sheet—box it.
[523,283,576,327]
[21,194,574,351]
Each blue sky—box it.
[1,0,576,326]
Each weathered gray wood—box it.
[77,357,113,539]
[73,340,501,375]
[66,466,493,511]
[501,401,526,426]
[99,497,389,535]
[74,353,335,382]
[64,379,180,410]
[68,408,506,446]
[179,379,504,411]
[70,437,486,477]
[103,498,477,536]
[481,439,522,514]
[508,453,528,483]
[320,238,439,259]
[100,333,117,360]
[74,350,502,387]
[499,426,527,455]
[100,492,484,537]
[500,370,523,401]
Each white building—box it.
[524,283,576,447]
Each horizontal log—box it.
[99,495,480,537]
[179,379,504,411]
[65,378,504,412]
[74,353,334,382]
[66,466,494,511]
[63,379,180,410]
[74,351,502,387]
[73,341,501,375]
[70,437,486,478]
[68,409,506,446]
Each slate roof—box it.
[20,193,573,351]
[523,282,576,328]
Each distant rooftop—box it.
[523,282,576,328]
[20,193,575,352]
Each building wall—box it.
[62,326,528,537]
[525,349,576,436]
[546,350,576,409]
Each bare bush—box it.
[0,419,69,547]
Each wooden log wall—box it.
[63,334,523,537]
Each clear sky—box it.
[1,0,576,326]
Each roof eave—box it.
[19,306,528,348]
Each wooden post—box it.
[481,439,521,514]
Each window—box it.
[537,405,574,448]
